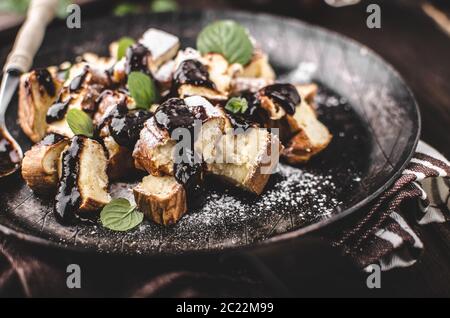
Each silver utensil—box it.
[0,0,58,178]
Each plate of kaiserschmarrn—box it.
[0,10,420,256]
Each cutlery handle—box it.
[3,0,59,73]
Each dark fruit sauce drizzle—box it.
[173,59,216,90]
[225,90,260,131]
[260,83,300,115]
[46,95,72,123]
[154,98,207,131]
[47,67,90,123]
[154,98,206,195]
[225,84,300,130]
[125,43,152,75]
[109,109,152,149]
[95,89,115,108]
[40,133,67,146]
[35,68,56,97]
[96,99,129,131]
[54,136,84,224]
[225,113,254,131]
[0,129,21,176]
[69,67,89,93]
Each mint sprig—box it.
[127,72,157,110]
[100,198,144,232]
[66,108,94,138]
[113,3,140,16]
[225,97,248,114]
[117,37,135,60]
[151,0,178,12]
[197,20,254,65]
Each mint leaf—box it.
[0,0,29,14]
[117,37,135,60]
[114,3,140,16]
[63,67,71,81]
[56,0,71,18]
[100,198,144,232]
[127,72,157,109]
[0,0,72,19]
[66,108,94,138]
[197,20,253,65]
[225,97,248,114]
[151,0,178,12]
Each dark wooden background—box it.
[0,0,449,297]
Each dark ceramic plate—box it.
[0,10,420,256]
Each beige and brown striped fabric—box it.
[334,141,450,271]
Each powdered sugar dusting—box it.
[99,85,365,253]
[102,162,343,253]
[7,84,365,255]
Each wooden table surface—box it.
[0,0,449,297]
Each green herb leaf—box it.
[0,0,32,15]
[0,0,72,19]
[113,3,140,16]
[56,0,72,18]
[63,67,71,81]
[66,108,94,138]
[151,0,178,12]
[225,97,248,114]
[100,198,144,232]
[117,37,135,60]
[197,20,254,65]
[127,72,157,109]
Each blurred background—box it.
[0,0,448,158]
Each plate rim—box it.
[0,9,421,257]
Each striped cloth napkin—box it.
[333,141,450,271]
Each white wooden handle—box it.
[4,0,59,73]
